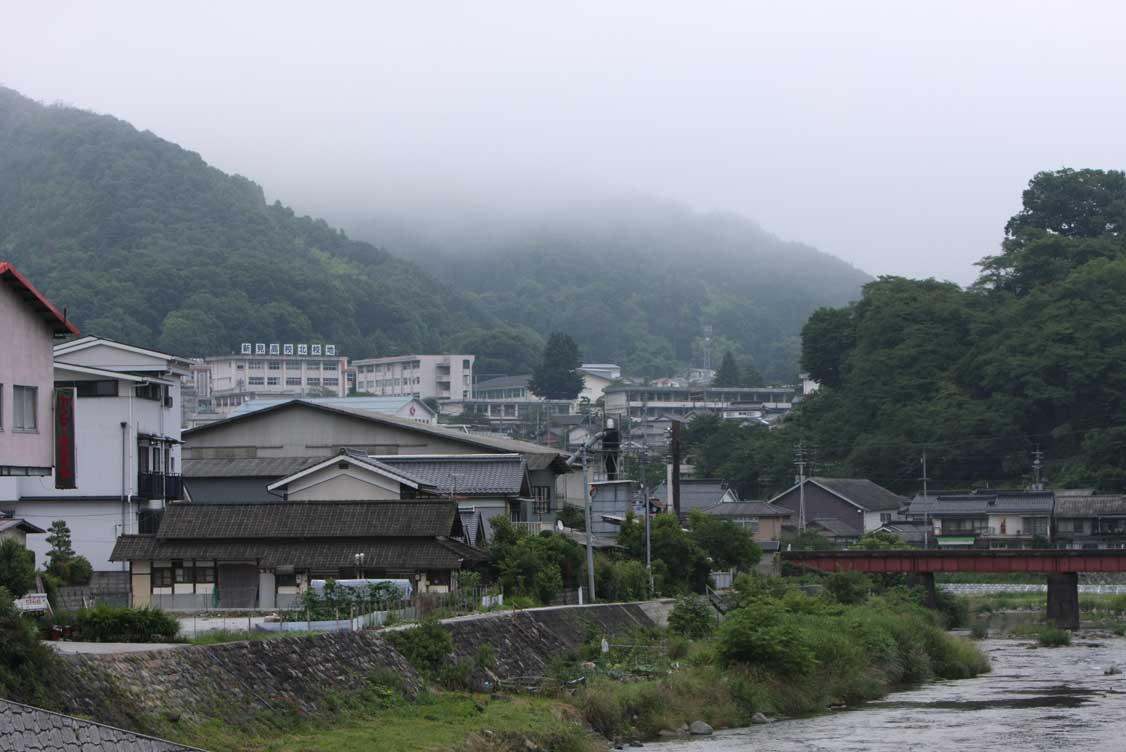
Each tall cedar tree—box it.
[530,332,584,399]
[712,351,741,387]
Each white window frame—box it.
[13,385,37,432]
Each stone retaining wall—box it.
[443,601,666,678]
[52,601,667,732]
[54,631,422,730]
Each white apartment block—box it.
[352,354,475,402]
[191,343,348,418]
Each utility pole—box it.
[639,397,653,595]
[794,442,809,531]
[640,445,653,595]
[580,445,597,602]
[921,450,929,549]
[1032,445,1045,491]
[670,420,682,519]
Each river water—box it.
[649,637,1126,751]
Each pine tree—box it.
[712,351,741,387]
[45,520,74,567]
[529,332,584,400]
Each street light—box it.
[354,552,365,579]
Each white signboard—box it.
[284,344,294,355]
[240,343,252,355]
[269,343,280,355]
[255,343,266,355]
[14,593,51,613]
[311,344,322,356]
[325,344,336,356]
[297,344,309,355]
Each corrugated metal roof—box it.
[183,400,568,472]
[378,455,527,496]
[183,456,321,478]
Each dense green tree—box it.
[448,326,544,377]
[0,541,36,597]
[800,307,855,388]
[618,513,711,594]
[686,509,762,571]
[735,355,765,387]
[486,520,585,604]
[529,332,584,399]
[712,351,741,387]
[979,168,1126,295]
[688,168,1126,495]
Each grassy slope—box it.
[170,693,597,752]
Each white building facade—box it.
[352,354,475,402]
[1,338,189,571]
[187,343,348,422]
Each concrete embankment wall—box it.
[52,601,670,730]
[54,630,422,731]
[443,601,671,678]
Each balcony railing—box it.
[509,521,554,535]
[137,472,183,501]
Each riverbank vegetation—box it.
[155,575,987,751]
[562,575,988,743]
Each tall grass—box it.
[568,592,990,739]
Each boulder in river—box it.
[751,712,771,724]
[689,721,714,735]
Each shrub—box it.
[73,605,179,642]
[457,570,482,592]
[596,558,651,602]
[823,571,872,605]
[0,539,36,596]
[970,622,989,640]
[0,588,62,706]
[385,619,453,675]
[715,603,817,675]
[668,595,715,640]
[49,555,93,586]
[932,588,969,628]
[1038,626,1072,647]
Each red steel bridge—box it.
[779,549,1126,629]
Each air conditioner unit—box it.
[164,396,174,408]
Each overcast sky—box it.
[4,1,1125,284]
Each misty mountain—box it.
[349,196,870,382]
[0,86,865,381]
[0,86,492,359]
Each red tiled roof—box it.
[0,263,80,335]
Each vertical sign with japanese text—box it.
[54,388,76,489]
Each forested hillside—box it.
[0,87,492,358]
[353,198,870,382]
[687,169,1126,496]
[0,86,866,378]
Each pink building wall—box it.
[0,279,57,472]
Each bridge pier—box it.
[907,572,938,608]
[1047,572,1080,630]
